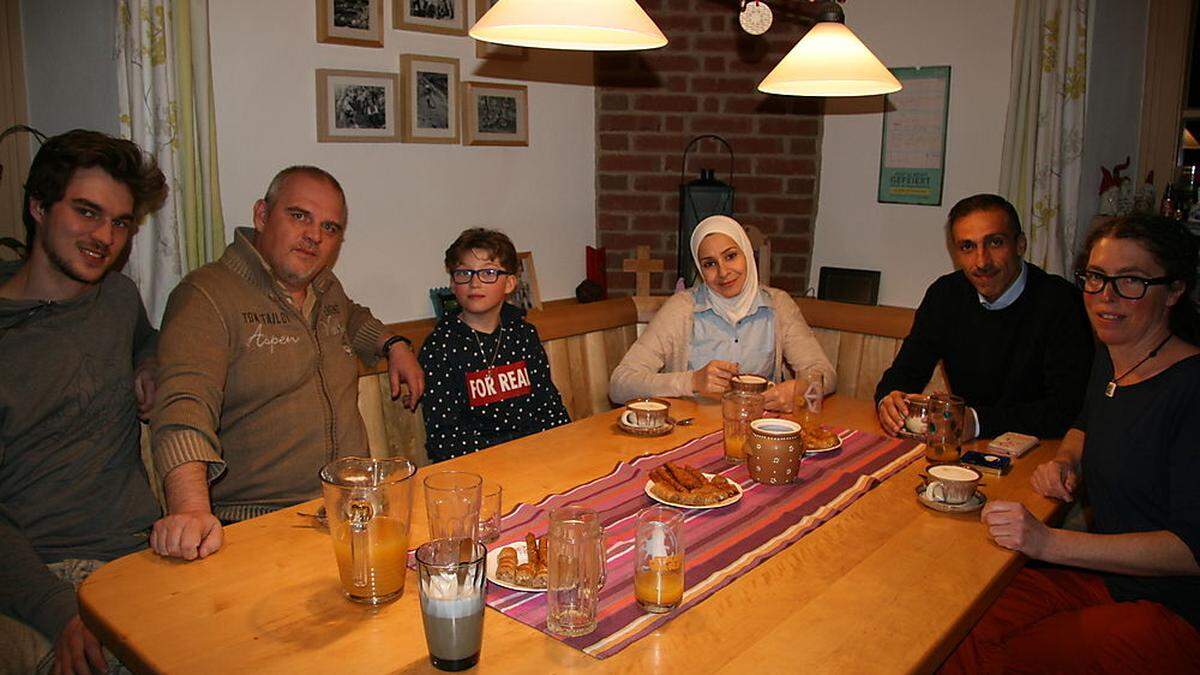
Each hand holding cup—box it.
[877,390,909,436]
[692,360,739,397]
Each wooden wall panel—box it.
[544,338,573,418]
[812,327,841,369]
[564,335,593,421]
[356,374,388,457]
[852,335,901,402]
[0,0,31,251]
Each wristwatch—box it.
[381,334,412,357]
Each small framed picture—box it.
[473,0,527,60]
[509,251,542,311]
[400,54,461,144]
[429,287,460,318]
[394,0,467,35]
[462,82,528,147]
[317,0,384,47]
[316,69,400,142]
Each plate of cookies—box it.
[645,462,743,509]
[486,532,547,593]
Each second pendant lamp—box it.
[758,1,901,97]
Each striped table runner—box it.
[486,427,922,658]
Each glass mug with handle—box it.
[546,506,608,637]
[925,393,966,463]
[319,456,417,605]
[722,390,765,463]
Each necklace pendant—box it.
[1104,381,1116,398]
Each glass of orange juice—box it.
[634,506,685,613]
[320,456,416,605]
[722,391,764,463]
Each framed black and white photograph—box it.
[473,0,527,60]
[462,81,528,147]
[317,0,384,48]
[429,287,460,318]
[394,0,467,35]
[316,69,400,142]
[399,54,461,144]
[509,251,542,311]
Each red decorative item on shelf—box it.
[586,246,608,299]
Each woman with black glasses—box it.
[943,215,1200,673]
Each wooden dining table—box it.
[79,395,1065,674]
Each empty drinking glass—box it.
[477,482,503,544]
[424,471,483,541]
[546,506,607,637]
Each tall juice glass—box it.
[319,456,416,605]
[793,368,825,429]
[634,506,685,613]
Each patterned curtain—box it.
[1000,0,1088,276]
[117,0,225,324]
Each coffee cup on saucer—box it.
[621,398,670,430]
[730,374,770,394]
[922,465,982,505]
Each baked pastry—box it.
[496,547,518,582]
[515,563,534,585]
[803,426,839,451]
[496,532,549,589]
[649,463,740,506]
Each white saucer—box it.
[644,472,743,510]
[485,541,546,593]
[617,418,675,437]
[915,484,986,513]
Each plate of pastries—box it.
[486,532,547,592]
[645,462,743,509]
[803,426,842,454]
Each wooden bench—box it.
[358,295,936,465]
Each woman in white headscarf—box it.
[608,215,836,411]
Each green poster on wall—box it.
[878,66,951,206]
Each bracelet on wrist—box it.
[381,334,412,357]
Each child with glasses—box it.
[418,228,570,462]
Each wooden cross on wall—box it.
[622,245,664,297]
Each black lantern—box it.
[677,135,735,288]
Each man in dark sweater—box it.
[875,194,1093,440]
[0,131,166,672]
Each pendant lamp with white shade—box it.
[470,0,668,51]
[758,1,900,97]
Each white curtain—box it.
[1000,0,1089,276]
[117,0,225,324]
